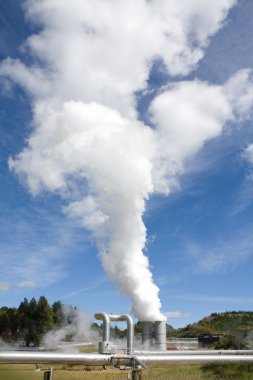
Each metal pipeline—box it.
[109,314,134,355]
[94,312,134,355]
[1,351,253,366]
[0,351,113,365]
[135,354,253,364]
[94,312,110,342]
[134,350,253,355]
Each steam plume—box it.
[2,0,253,321]
[43,306,95,350]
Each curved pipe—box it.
[109,314,134,355]
[94,312,134,355]
[94,312,110,342]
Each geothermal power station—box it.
[1,311,253,380]
[95,312,167,354]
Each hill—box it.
[174,311,253,349]
[175,311,253,336]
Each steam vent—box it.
[142,321,167,350]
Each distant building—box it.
[198,336,220,348]
[167,338,199,350]
[166,336,220,350]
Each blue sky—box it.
[1,0,253,328]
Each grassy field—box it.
[144,363,253,379]
[1,363,253,379]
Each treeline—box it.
[0,296,66,346]
[0,296,138,347]
[1,297,253,349]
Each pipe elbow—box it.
[94,312,110,342]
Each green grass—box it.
[1,363,253,379]
[201,363,253,379]
[78,345,97,353]
[145,363,253,379]
[0,364,45,379]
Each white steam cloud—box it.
[2,0,253,321]
[43,306,95,350]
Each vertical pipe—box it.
[109,314,134,355]
[141,322,152,349]
[94,312,110,342]
[154,321,167,351]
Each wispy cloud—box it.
[12,246,67,288]
[230,179,253,215]
[168,293,253,305]
[0,209,90,290]
[164,311,192,319]
[156,274,183,286]
[17,280,36,288]
[0,282,11,291]
[61,277,106,300]
[186,229,253,274]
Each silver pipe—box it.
[142,322,152,349]
[109,314,134,355]
[154,321,167,351]
[1,351,253,366]
[94,312,110,342]
[135,354,253,364]
[134,350,253,355]
[0,352,112,365]
[95,312,134,355]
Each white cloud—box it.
[17,280,36,288]
[187,230,253,274]
[164,311,192,319]
[224,69,253,120]
[0,215,83,290]
[230,177,253,215]
[243,143,253,166]
[60,277,106,300]
[0,282,11,291]
[12,246,67,288]
[168,294,253,304]
[1,0,235,116]
[63,196,109,233]
[0,58,50,98]
[149,69,253,194]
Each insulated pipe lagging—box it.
[94,312,110,342]
[109,314,134,355]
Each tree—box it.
[36,296,54,342]
[17,296,54,346]
[52,301,64,327]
